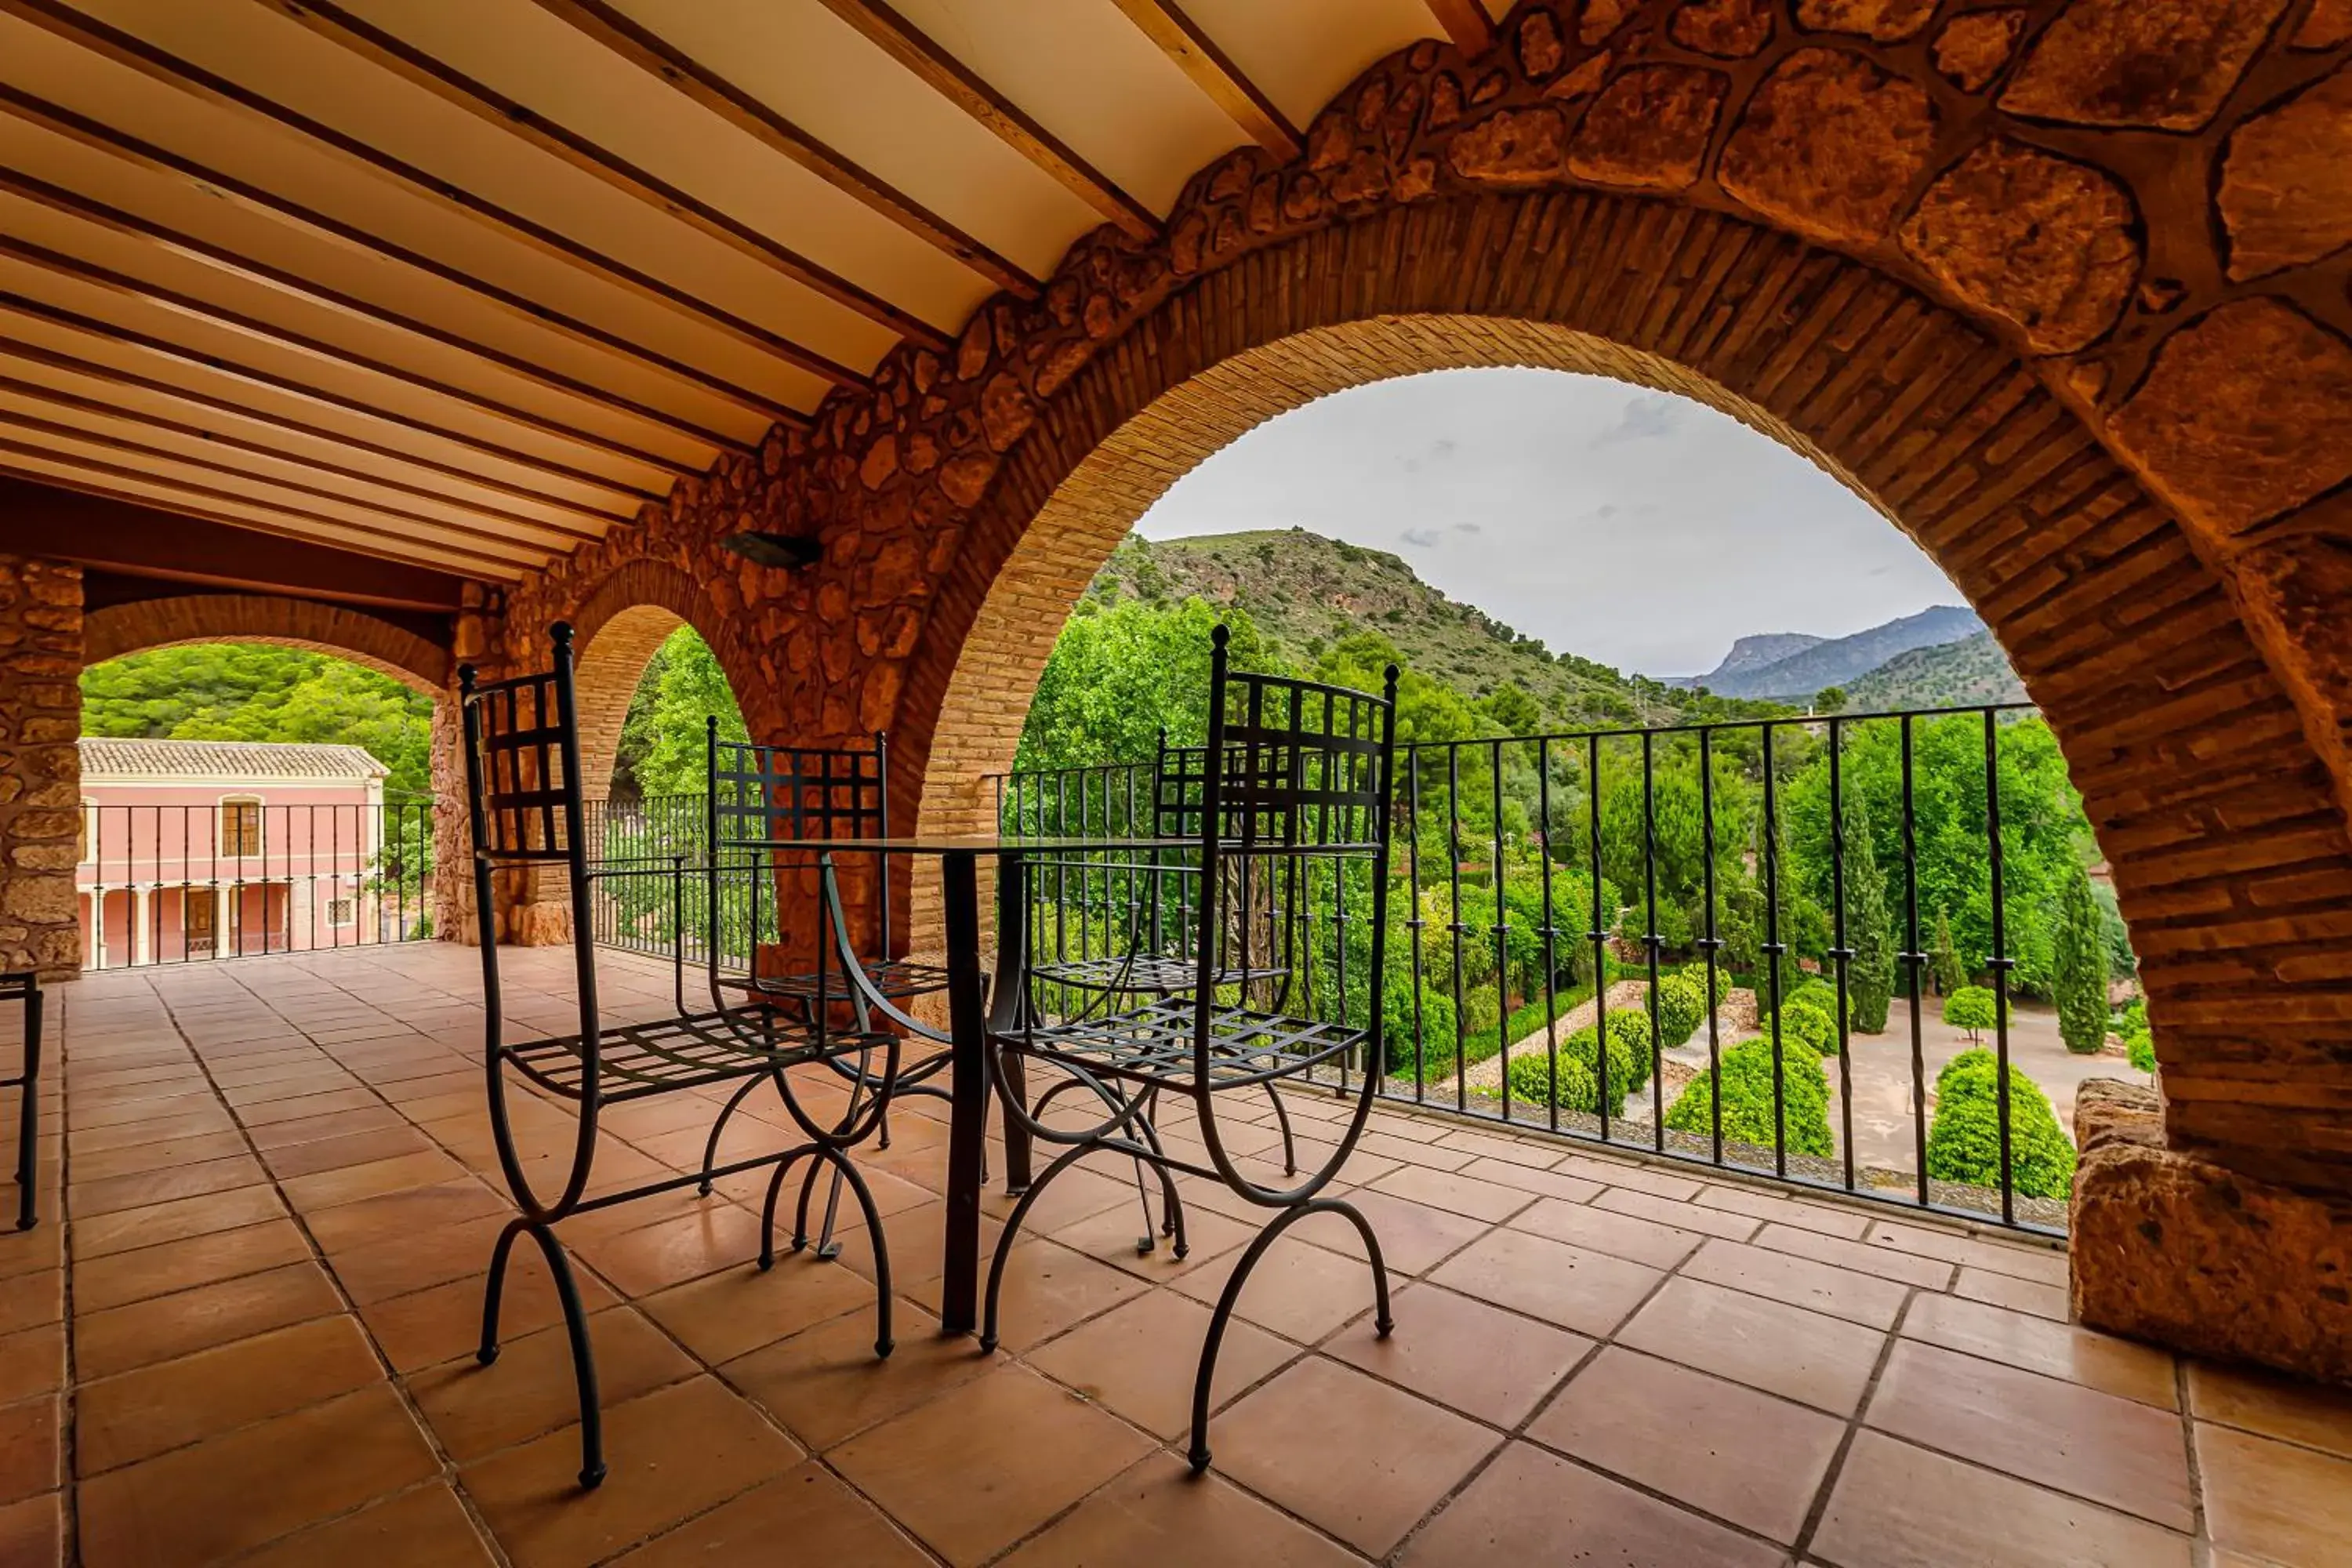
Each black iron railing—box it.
[993,702,2106,1236]
[581,796,773,972]
[78,799,436,970]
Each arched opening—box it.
[75,640,434,968]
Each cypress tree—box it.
[1841,788,1896,1033]
[2053,863,2108,1054]
[1930,908,1966,996]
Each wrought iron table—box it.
[737,833,1190,1334]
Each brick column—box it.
[0,557,83,980]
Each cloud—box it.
[1454,521,1483,535]
[1399,526,1443,548]
[1589,395,1678,447]
[1400,437,1458,474]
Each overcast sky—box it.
[1132,368,1963,677]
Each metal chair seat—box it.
[1010,996,1364,1092]
[504,1007,889,1103]
[717,956,951,1004]
[1025,953,1287,994]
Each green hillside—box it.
[1845,630,2027,711]
[1087,528,1772,730]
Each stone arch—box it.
[82,593,449,695]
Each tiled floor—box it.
[9,944,2351,1566]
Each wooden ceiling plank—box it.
[0,336,619,534]
[1424,0,1497,56]
[0,85,803,428]
[257,0,953,353]
[0,161,753,454]
[0,404,587,552]
[0,453,535,577]
[1109,0,1300,159]
[814,0,1159,240]
[0,279,665,508]
[0,365,608,537]
[0,0,873,391]
[524,0,1041,300]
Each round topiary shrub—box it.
[1926,1047,2076,1200]
[1504,1047,1599,1112]
[1552,1007,1652,1103]
[1785,976,1837,1015]
[1654,971,1707,1048]
[1664,1038,1832,1157]
[1943,985,1998,1044]
[1773,1000,1838,1058]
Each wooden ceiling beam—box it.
[1424,0,1497,56]
[0,161,751,455]
[0,85,800,429]
[815,0,1158,241]
[0,452,535,579]
[1109,0,1299,160]
[0,365,611,538]
[0,278,662,510]
[0,0,871,391]
[0,336,618,534]
[0,474,474,611]
[523,0,1040,301]
[255,0,952,354]
[0,405,587,554]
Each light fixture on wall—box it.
[720,531,822,570]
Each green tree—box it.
[1814,685,1849,714]
[1479,681,1541,736]
[1014,596,1282,774]
[1926,1048,2075,1200]
[1840,786,1896,1033]
[1944,985,1997,1044]
[1930,908,1966,996]
[2053,862,2107,1054]
[631,628,749,799]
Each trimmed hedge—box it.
[1654,971,1707,1048]
[1784,977,1838,1016]
[1773,1000,1838,1058]
[1504,1047,1598,1112]
[1664,1038,1833,1157]
[1926,1048,2076,1200]
[1504,1007,1652,1112]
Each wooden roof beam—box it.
[0,0,871,391]
[1110,0,1299,160]
[255,0,953,354]
[0,85,800,428]
[815,0,1158,241]
[524,0,1040,301]
[1425,0,1497,56]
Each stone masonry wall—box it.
[492,0,2352,1194]
[0,556,81,980]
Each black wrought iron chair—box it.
[693,721,960,1231]
[986,626,1401,1470]
[459,624,900,1490]
[0,973,39,1230]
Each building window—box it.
[327,897,355,927]
[220,797,263,857]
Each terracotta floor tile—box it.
[569,1203,768,1297]
[1358,1130,1479,1171]
[1953,1265,2068,1320]
[0,1224,58,1283]
[1695,1181,1874,1238]
[2194,1421,2352,1568]
[1171,1230,1390,1343]
[1751,1223,1957,1290]
[1864,1218,2071,1283]
[1046,1190,1257,1279]
[724,1302,995,1450]
[1214,1357,1497,1556]
[238,1087,384,1127]
[358,1258,617,1374]
[461,1377,801,1568]
[1455,1156,1606,1203]
[71,1185,287,1261]
[328,1213,517,1306]
[911,1239,1147,1352]
[1682,1238,1911,1329]
[0,1324,60,1406]
[74,1262,344,1381]
[1330,1282,1591,1426]
[1509,1192,1704,1269]
[612,1461,930,1566]
[305,1177,508,1254]
[243,1105,406,1152]
[1530,1346,1842,1543]
[1553,1155,1705,1202]
[1367,1163,1536,1223]
[1000,1453,1360,1568]
[78,1313,383,1474]
[0,1394,57,1504]
[281,1149,468,1212]
[260,1125,440,1181]
[1025,1287,1298,1439]
[77,1382,440,1568]
[412,1308,695,1461]
[1866,1339,2191,1530]
[2186,1359,2352,1458]
[1428,1227,1663,1337]
[68,1131,252,1184]
[1593,1185,1762,1242]
[1301,1189,1492,1276]
[0,1490,60,1568]
[1903,1293,2176,1410]
[1617,1276,1886,1416]
[831,1364,1155,1567]
[0,1272,58,1340]
[638,1258,880,1365]
[67,1156,268,1218]
[1403,1443,1784,1566]
[978,1160,1138,1232]
[72,1092,224,1131]
[1812,1430,2189,1568]
[70,1221,311,1315]
[236,1482,499,1568]
[71,1111,237,1157]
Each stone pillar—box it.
[0,557,82,980]
[131,884,151,966]
[431,587,570,948]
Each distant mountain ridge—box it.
[1697,605,1987,699]
[1700,633,1824,685]
[1844,630,2027,710]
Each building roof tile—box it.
[78,737,390,782]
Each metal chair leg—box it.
[981,1142,1093,1353]
[13,989,36,1231]
[478,1217,606,1489]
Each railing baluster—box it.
[1762,722,1787,1180]
[1984,709,2015,1226]
[1586,734,1608,1145]
[1829,716,1855,1192]
[1641,728,1662,1151]
[1700,728,1723,1167]
[1901,715,1927,1208]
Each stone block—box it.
[2002,0,2288,130]
[2072,1079,2352,1386]
[2219,64,2352,280]
[1719,49,1936,246]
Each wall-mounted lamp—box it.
[720,531,822,570]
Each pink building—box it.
[77,738,404,969]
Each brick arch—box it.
[83,593,448,695]
[564,560,757,800]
